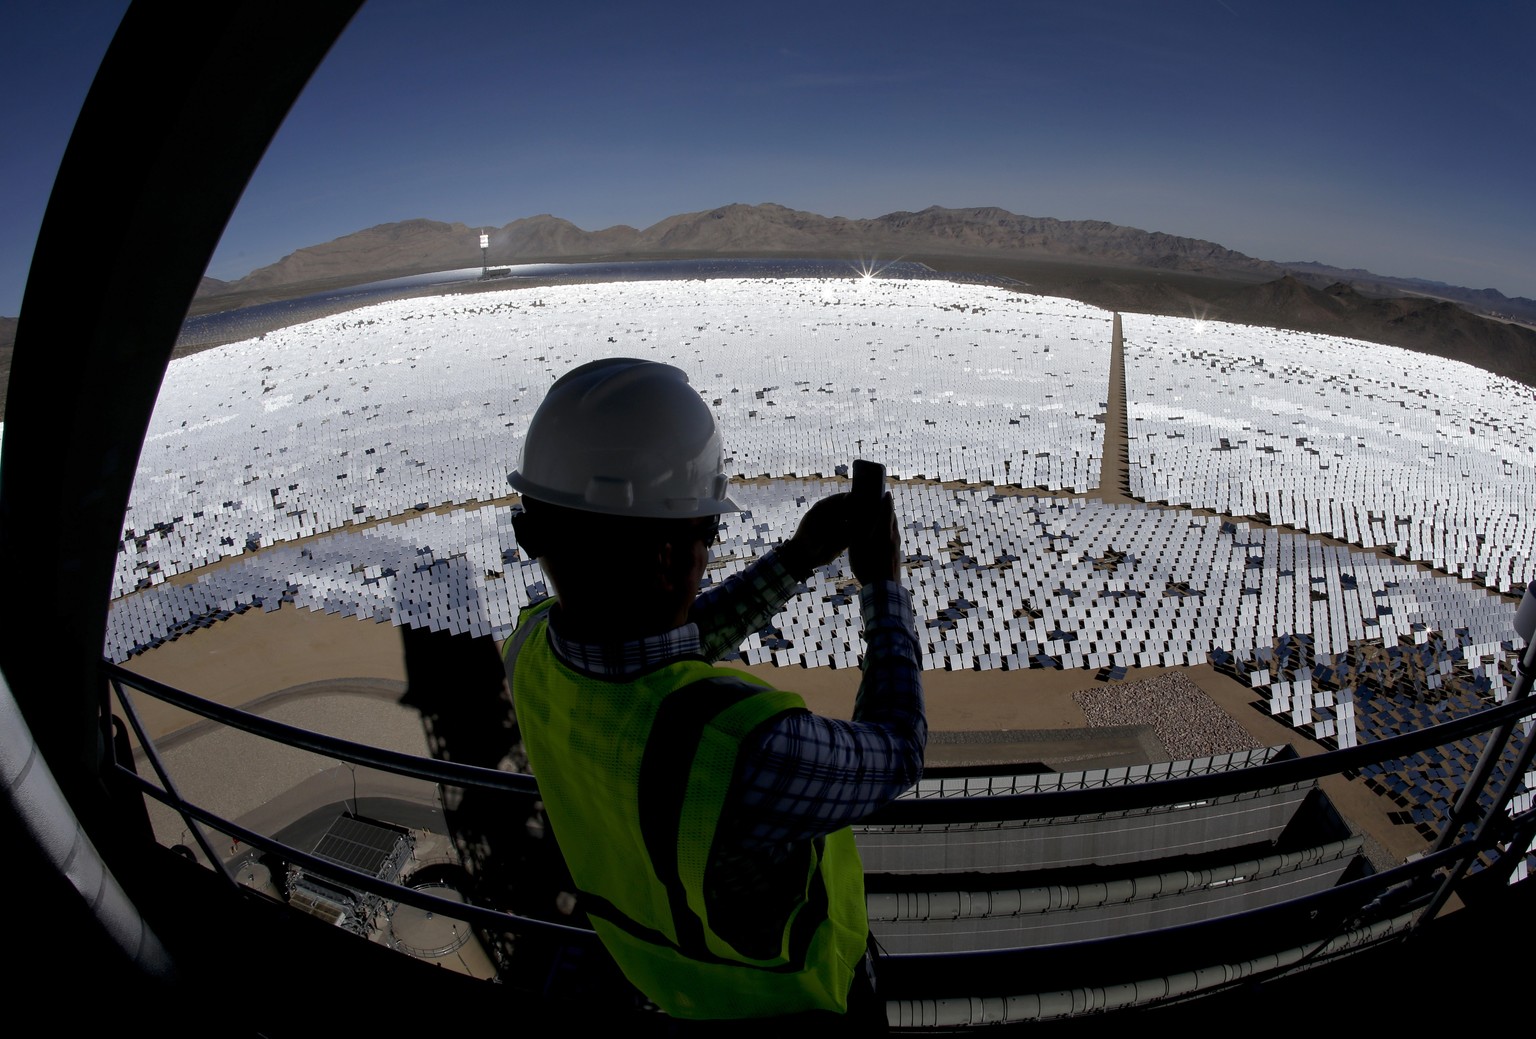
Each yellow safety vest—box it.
[505,600,869,1019]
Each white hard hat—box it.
[508,358,739,518]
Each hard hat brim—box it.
[508,469,739,519]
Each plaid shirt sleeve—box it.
[692,548,803,663]
[724,579,926,850]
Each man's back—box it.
[509,596,875,1018]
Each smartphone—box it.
[852,459,885,502]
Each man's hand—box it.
[849,492,900,585]
[779,492,852,580]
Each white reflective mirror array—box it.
[116,278,1108,599]
[1124,314,1536,593]
[103,276,1532,833]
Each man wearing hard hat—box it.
[503,357,924,1025]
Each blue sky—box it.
[3,1,1533,317]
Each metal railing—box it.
[105,661,592,946]
[101,653,1536,1021]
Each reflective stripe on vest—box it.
[504,601,869,1019]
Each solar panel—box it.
[311,815,408,880]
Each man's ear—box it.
[511,508,545,558]
[655,537,697,594]
[656,539,678,591]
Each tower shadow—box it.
[397,623,627,1004]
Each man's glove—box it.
[779,492,852,580]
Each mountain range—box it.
[198,203,1535,323]
[4,206,1533,414]
[186,203,1536,386]
[198,203,1293,297]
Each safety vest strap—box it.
[501,596,556,668]
[574,888,819,974]
[639,677,765,962]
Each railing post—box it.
[106,673,238,886]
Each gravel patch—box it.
[1073,672,1260,761]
